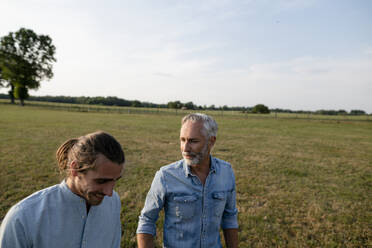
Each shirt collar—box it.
[59,180,86,204]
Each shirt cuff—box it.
[136,221,156,236]
[221,214,239,229]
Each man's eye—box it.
[96,180,106,184]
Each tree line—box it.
[0,93,368,115]
[271,108,367,115]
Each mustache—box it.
[182,152,198,157]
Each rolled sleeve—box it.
[221,171,239,229]
[136,171,166,236]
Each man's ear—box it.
[70,161,79,177]
[209,136,216,149]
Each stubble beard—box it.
[183,142,209,166]
[67,177,106,206]
[85,192,105,206]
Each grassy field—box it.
[0,103,371,247]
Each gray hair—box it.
[181,113,218,138]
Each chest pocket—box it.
[173,195,198,220]
[212,192,227,217]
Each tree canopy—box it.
[252,104,270,114]
[0,28,56,105]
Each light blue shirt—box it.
[0,181,121,248]
[137,156,238,248]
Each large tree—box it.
[0,28,56,105]
[252,104,270,114]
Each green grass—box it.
[0,104,371,247]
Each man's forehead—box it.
[180,120,205,137]
[93,156,124,176]
[181,120,203,129]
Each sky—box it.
[1,0,372,113]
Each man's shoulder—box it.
[212,156,235,178]
[212,156,232,169]
[3,184,61,221]
[15,184,61,209]
[159,159,184,172]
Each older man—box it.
[0,131,125,248]
[137,113,238,248]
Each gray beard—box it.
[183,143,209,166]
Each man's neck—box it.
[66,178,90,213]
[190,155,211,185]
[65,177,76,194]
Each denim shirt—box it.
[137,156,238,248]
[0,181,121,248]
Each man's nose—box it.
[183,141,191,152]
[102,182,115,197]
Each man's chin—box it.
[88,199,103,206]
[88,195,105,206]
[184,158,198,166]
